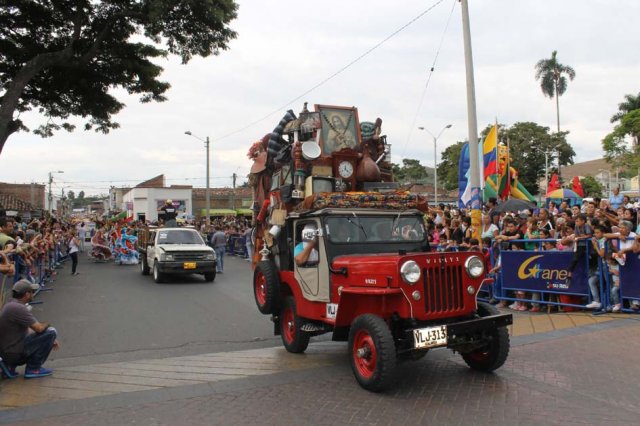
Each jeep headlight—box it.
[204,252,216,261]
[400,260,421,285]
[160,253,174,261]
[465,256,484,278]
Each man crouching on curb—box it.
[0,279,60,379]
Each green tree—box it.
[611,92,640,124]
[602,109,640,172]
[67,190,75,200]
[534,50,576,134]
[78,190,85,202]
[437,141,465,191]
[580,176,604,197]
[0,1,238,155]
[392,158,430,184]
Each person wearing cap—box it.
[295,224,319,266]
[158,199,178,227]
[0,279,60,379]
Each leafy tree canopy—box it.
[602,109,640,172]
[437,141,465,191]
[0,0,238,154]
[392,158,431,184]
[579,176,604,198]
[611,92,640,124]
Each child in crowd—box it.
[607,255,621,312]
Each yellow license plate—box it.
[183,262,197,269]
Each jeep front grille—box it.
[423,264,465,313]
[170,252,209,261]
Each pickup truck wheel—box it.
[254,261,279,314]
[348,314,397,392]
[204,271,216,282]
[461,302,510,372]
[153,261,164,283]
[140,256,150,275]
[279,296,309,353]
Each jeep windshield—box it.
[157,230,205,245]
[325,215,426,244]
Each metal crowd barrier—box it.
[478,237,639,313]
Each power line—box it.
[212,0,447,143]
[401,0,457,159]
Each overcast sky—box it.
[1,0,638,196]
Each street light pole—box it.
[418,124,452,205]
[185,131,210,225]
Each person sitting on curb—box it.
[0,279,60,379]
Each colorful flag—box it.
[482,125,498,177]
[571,176,585,197]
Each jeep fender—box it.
[334,288,406,327]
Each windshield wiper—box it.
[347,212,367,239]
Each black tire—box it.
[254,261,280,315]
[461,302,510,372]
[204,271,216,282]
[279,296,310,353]
[140,256,150,275]
[348,314,397,392]
[153,261,164,283]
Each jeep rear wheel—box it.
[348,314,397,392]
[279,296,309,353]
[140,256,150,275]
[461,302,510,372]
[254,261,279,315]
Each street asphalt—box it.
[2,250,640,424]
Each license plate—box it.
[413,325,448,349]
[183,262,197,269]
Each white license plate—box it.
[413,325,448,349]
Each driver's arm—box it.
[295,239,317,266]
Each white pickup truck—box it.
[137,227,217,283]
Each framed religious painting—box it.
[315,105,362,156]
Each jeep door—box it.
[293,219,330,302]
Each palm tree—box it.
[611,92,640,123]
[534,50,576,134]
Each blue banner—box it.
[500,251,589,295]
[620,252,640,298]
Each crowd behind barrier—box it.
[425,194,640,313]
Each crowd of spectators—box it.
[425,195,640,312]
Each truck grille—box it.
[423,264,465,313]
[171,252,210,261]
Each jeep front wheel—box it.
[204,271,216,282]
[348,314,397,392]
[279,296,309,353]
[461,302,510,372]
[254,261,279,314]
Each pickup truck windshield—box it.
[157,230,204,245]
[326,216,425,243]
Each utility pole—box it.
[461,0,481,240]
[48,172,53,215]
[206,136,210,225]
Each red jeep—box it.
[253,206,512,391]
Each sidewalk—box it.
[0,310,633,412]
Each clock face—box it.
[338,161,354,178]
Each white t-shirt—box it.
[69,237,79,254]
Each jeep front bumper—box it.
[400,313,513,353]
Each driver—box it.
[294,225,319,266]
